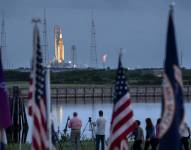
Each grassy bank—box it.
[7,141,96,150]
[5,69,163,85]
[7,140,191,150]
[4,68,191,88]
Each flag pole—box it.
[46,64,52,149]
[31,18,41,149]
[119,48,123,63]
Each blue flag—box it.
[159,6,184,150]
[0,48,11,129]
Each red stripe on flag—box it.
[34,110,47,150]
[109,123,137,149]
[32,136,40,150]
[39,100,47,132]
[111,99,131,123]
[41,141,46,150]
[112,111,133,134]
[34,114,41,133]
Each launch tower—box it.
[0,12,8,69]
[89,12,98,68]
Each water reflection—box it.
[26,102,191,143]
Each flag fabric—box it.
[0,48,11,129]
[31,23,48,150]
[108,53,137,150]
[0,129,7,149]
[0,47,11,149]
[159,6,184,150]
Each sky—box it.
[0,0,191,69]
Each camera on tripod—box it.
[88,117,92,123]
[81,116,96,141]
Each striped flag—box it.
[31,22,48,150]
[108,52,137,150]
[159,5,184,150]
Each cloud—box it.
[0,0,168,10]
[0,0,191,68]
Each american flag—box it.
[31,22,48,150]
[108,53,137,150]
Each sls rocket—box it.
[54,26,64,63]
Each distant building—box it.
[152,68,163,77]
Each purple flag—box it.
[0,48,11,128]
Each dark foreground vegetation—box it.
[7,140,191,150]
[4,68,191,85]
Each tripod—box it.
[52,126,63,150]
[81,117,96,141]
[60,116,70,148]
[79,117,96,150]
[53,116,70,150]
[63,116,70,140]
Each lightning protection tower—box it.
[42,9,49,66]
[71,45,77,68]
[89,12,98,68]
[0,12,8,69]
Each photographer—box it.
[95,110,106,150]
[68,112,82,150]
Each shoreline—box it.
[8,85,191,103]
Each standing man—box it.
[68,112,82,150]
[95,110,106,150]
[132,120,144,150]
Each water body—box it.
[26,102,191,143]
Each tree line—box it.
[4,68,191,85]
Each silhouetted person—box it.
[132,120,144,150]
[95,110,106,150]
[68,112,82,150]
[144,118,156,150]
[180,122,190,150]
[155,118,161,147]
